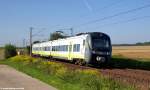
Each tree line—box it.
[113,41,150,46]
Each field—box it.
[112,46,150,60]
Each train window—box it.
[64,46,65,51]
[54,46,56,51]
[47,47,49,51]
[66,45,68,51]
[46,47,49,51]
[61,45,63,51]
[56,46,58,51]
[55,45,68,52]
[59,46,61,51]
[77,44,80,52]
[55,46,57,51]
[56,46,59,51]
[52,46,54,51]
[73,44,80,52]
[49,47,50,51]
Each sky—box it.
[0,0,150,47]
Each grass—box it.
[0,55,135,90]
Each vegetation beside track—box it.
[111,55,150,70]
[0,55,134,90]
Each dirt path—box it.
[0,65,57,90]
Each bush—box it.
[25,46,30,55]
[4,44,17,59]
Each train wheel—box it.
[75,60,79,65]
[74,59,86,66]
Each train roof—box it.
[76,32,109,36]
[32,32,109,46]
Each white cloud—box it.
[83,0,93,12]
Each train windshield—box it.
[91,33,111,50]
[93,39,109,49]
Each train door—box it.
[68,42,72,60]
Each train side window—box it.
[73,44,80,52]
[77,44,80,52]
[62,45,64,51]
[66,45,68,51]
[52,46,54,51]
[49,47,51,51]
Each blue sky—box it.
[0,0,150,46]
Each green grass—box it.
[0,55,135,90]
[110,55,150,70]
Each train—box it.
[32,32,112,66]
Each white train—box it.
[32,32,112,65]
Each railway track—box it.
[40,58,150,90]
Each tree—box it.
[49,31,67,40]
[33,41,40,44]
[4,44,17,59]
[26,46,30,55]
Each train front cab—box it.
[85,32,112,66]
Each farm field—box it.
[112,46,150,60]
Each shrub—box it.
[41,61,65,75]
[25,46,30,55]
[4,44,17,59]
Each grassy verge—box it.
[0,55,134,90]
[110,55,150,70]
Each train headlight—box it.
[96,56,105,62]
[96,56,101,61]
[92,51,96,54]
[107,52,110,55]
